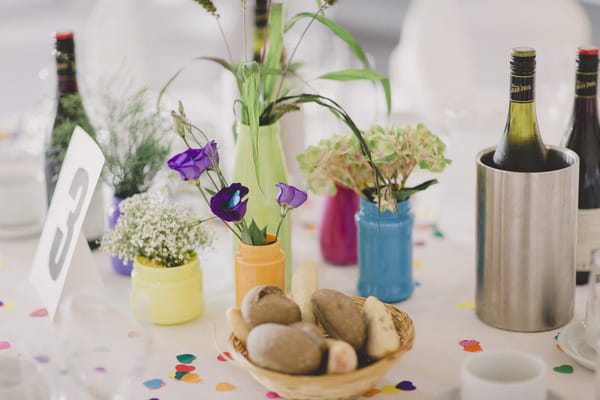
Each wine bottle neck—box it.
[55,52,78,94]
[510,73,535,103]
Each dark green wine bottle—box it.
[45,31,104,249]
[45,31,96,202]
[492,47,548,172]
[563,46,600,285]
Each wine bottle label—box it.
[575,71,597,98]
[576,208,600,272]
[510,75,534,103]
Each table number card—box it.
[30,127,105,321]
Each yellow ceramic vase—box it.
[130,253,204,325]
[235,234,285,306]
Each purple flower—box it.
[167,141,220,180]
[276,183,307,209]
[210,183,249,222]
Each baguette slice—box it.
[291,259,318,324]
[364,296,400,359]
[226,307,250,345]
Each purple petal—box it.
[210,183,249,222]
[276,183,308,209]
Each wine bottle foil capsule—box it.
[476,146,579,332]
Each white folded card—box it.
[29,127,105,321]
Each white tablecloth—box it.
[0,197,594,399]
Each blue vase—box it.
[356,198,415,303]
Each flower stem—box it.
[274,207,288,240]
[216,17,234,64]
[274,2,326,100]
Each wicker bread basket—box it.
[228,296,415,400]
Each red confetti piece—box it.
[459,339,479,347]
[95,367,107,373]
[266,392,281,399]
[175,364,196,372]
[414,240,426,247]
[217,352,233,361]
[0,341,10,350]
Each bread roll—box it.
[325,338,358,374]
[290,321,327,351]
[247,323,323,374]
[291,259,318,324]
[364,296,400,359]
[241,285,301,328]
[311,289,366,350]
[226,307,250,344]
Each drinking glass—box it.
[57,289,151,399]
[0,349,57,400]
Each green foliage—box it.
[297,124,451,212]
[97,87,171,199]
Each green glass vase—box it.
[232,122,292,287]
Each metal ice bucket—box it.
[476,146,579,331]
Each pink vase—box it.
[319,185,359,265]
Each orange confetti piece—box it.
[463,343,483,352]
[216,382,236,391]
[181,373,201,383]
[362,388,381,397]
[556,344,563,352]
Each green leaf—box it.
[318,68,387,82]
[248,219,268,245]
[286,12,369,67]
[263,3,283,102]
[392,179,438,203]
[238,62,262,190]
[318,68,391,114]
[204,187,216,196]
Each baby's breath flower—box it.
[101,191,212,268]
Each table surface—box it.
[0,196,594,400]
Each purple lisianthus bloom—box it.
[167,141,220,181]
[167,148,204,180]
[276,183,308,209]
[210,183,249,222]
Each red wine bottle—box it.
[492,47,548,172]
[563,46,600,285]
[45,31,104,249]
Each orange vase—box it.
[234,234,285,306]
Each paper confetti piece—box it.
[167,372,176,379]
[128,331,142,338]
[414,240,426,247]
[143,379,165,390]
[362,388,381,397]
[149,398,159,400]
[0,258,4,267]
[457,301,476,309]
[59,369,69,375]
[216,382,236,391]
[0,341,10,350]
[29,308,48,317]
[553,364,574,374]
[34,355,50,363]
[381,385,401,394]
[414,281,422,287]
[556,344,563,352]
[459,340,479,347]
[0,302,16,310]
[395,380,416,391]
[266,392,281,399]
[95,367,107,373]
[303,223,317,231]
[413,260,423,268]
[554,333,560,341]
[432,224,444,238]
[463,344,483,352]
[0,301,3,307]
[217,352,233,361]
[174,371,188,380]
[176,354,196,364]
[175,364,195,372]
[180,373,201,383]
